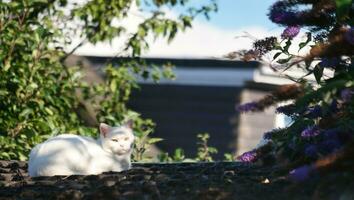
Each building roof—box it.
[83,56,262,69]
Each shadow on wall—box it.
[128,84,242,160]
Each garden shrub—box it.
[0,0,216,161]
[235,0,354,180]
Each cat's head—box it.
[99,121,135,155]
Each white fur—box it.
[28,123,134,177]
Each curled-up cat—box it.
[28,122,134,177]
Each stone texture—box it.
[0,160,294,200]
[0,160,352,200]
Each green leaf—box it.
[44,107,54,115]
[298,32,312,52]
[147,138,163,144]
[283,39,292,54]
[0,90,9,96]
[110,81,117,92]
[19,108,33,118]
[173,148,185,161]
[28,83,38,90]
[335,0,352,21]
[273,52,282,60]
[4,60,11,71]
[277,56,293,64]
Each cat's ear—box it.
[124,120,133,129]
[99,123,111,137]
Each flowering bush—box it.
[236,0,354,181]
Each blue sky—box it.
[139,0,282,58]
[76,0,281,58]
[200,0,277,30]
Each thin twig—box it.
[61,38,87,63]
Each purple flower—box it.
[236,102,258,113]
[268,1,302,25]
[305,105,322,118]
[344,27,354,45]
[281,26,301,39]
[269,11,300,25]
[319,57,341,68]
[289,165,313,182]
[237,150,258,163]
[341,88,353,103]
[304,144,318,158]
[269,2,292,22]
[301,126,321,138]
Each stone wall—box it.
[0,160,291,200]
[1,160,346,199]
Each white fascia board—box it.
[137,67,254,87]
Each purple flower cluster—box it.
[236,102,258,113]
[237,150,258,163]
[302,128,343,158]
[344,27,354,45]
[268,1,301,25]
[341,88,353,103]
[289,165,314,182]
[253,37,278,55]
[271,12,297,24]
[281,26,301,39]
[301,126,320,138]
[319,57,341,68]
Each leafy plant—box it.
[195,133,218,162]
[157,133,226,163]
[0,0,217,161]
[158,148,188,162]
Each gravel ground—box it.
[0,160,351,200]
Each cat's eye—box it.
[124,137,129,141]
[111,139,119,142]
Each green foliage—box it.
[0,0,216,161]
[158,133,223,162]
[195,133,218,162]
[0,1,84,160]
[223,153,234,162]
[335,0,353,22]
[158,148,189,162]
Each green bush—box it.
[0,0,216,161]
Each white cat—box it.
[28,122,134,177]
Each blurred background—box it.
[64,0,297,159]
